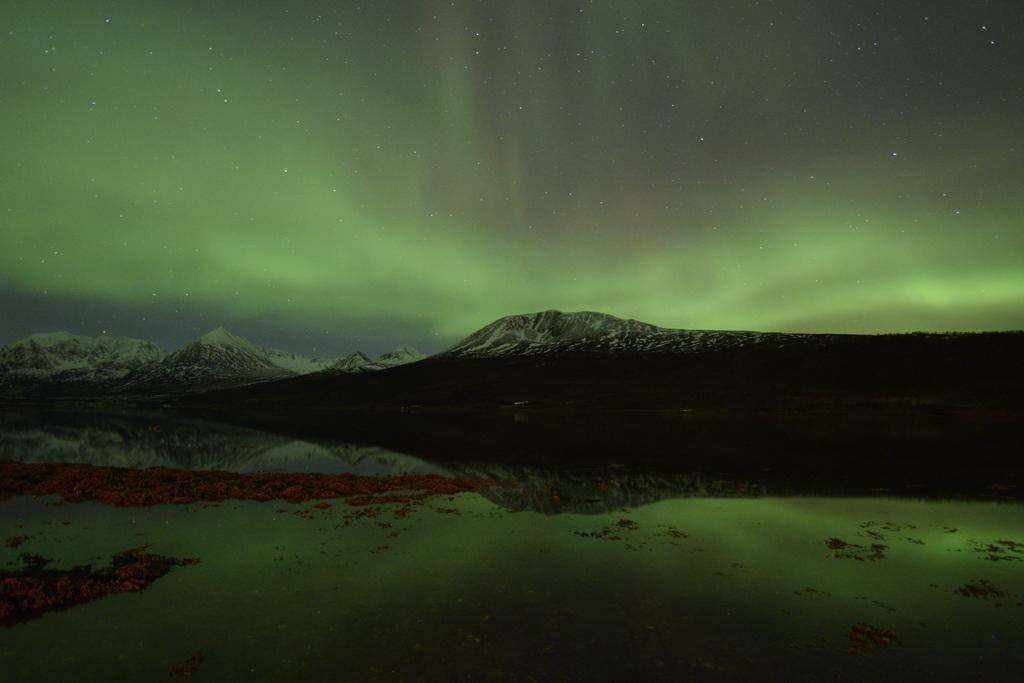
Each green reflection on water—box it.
[2,495,1022,682]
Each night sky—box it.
[2,1,1022,356]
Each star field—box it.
[1,1,1022,355]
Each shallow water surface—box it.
[3,492,1023,681]
[1,409,1023,681]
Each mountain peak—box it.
[443,310,797,358]
[9,331,160,351]
[0,331,166,388]
[377,345,425,362]
[330,351,373,372]
[329,346,425,373]
[491,310,635,330]
[196,327,252,348]
[17,331,79,346]
[444,310,662,357]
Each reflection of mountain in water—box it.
[0,412,771,511]
[4,406,1021,506]
[450,464,769,514]
[1,409,777,512]
[0,409,443,475]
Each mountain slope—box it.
[262,347,335,374]
[182,311,1024,417]
[376,345,426,365]
[122,329,426,393]
[120,327,300,393]
[164,327,281,373]
[1,325,427,397]
[0,332,165,394]
[328,346,426,373]
[442,310,815,357]
[363,345,426,370]
[330,351,374,372]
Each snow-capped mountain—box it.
[263,346,336,375]
[328,346,426,373]
[370,345,426,368]
[0,332,165,389]
[0,324,428,397]
[120,327,321,392]
[442,310,812,357]
[330,351,373,372]
[165,327,282,373]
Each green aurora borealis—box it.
[2,1,1022,353]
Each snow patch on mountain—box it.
[328,346,425,373]
[330,351,373,372]
[372,345,426,368]
[443,310,811,357]
[122,327,302,391]
[0,332,166,384]
[1,325,426,395]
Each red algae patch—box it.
[0,460,481,507]
[825,537,887,561]
[1,546,199,625]
[956,580,1006,599]
[848,622,897,654]
[5,535,31,548]
[967,539,1023,562]
[169,652,205,678]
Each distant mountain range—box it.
[0,326,424,397]
[179,310,1024,417]
[3,310,1022,413]
[4,403,1021,501]
[0,332,164,386]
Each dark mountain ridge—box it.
[182,311,1024,417]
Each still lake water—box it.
[2,408,1023,681]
